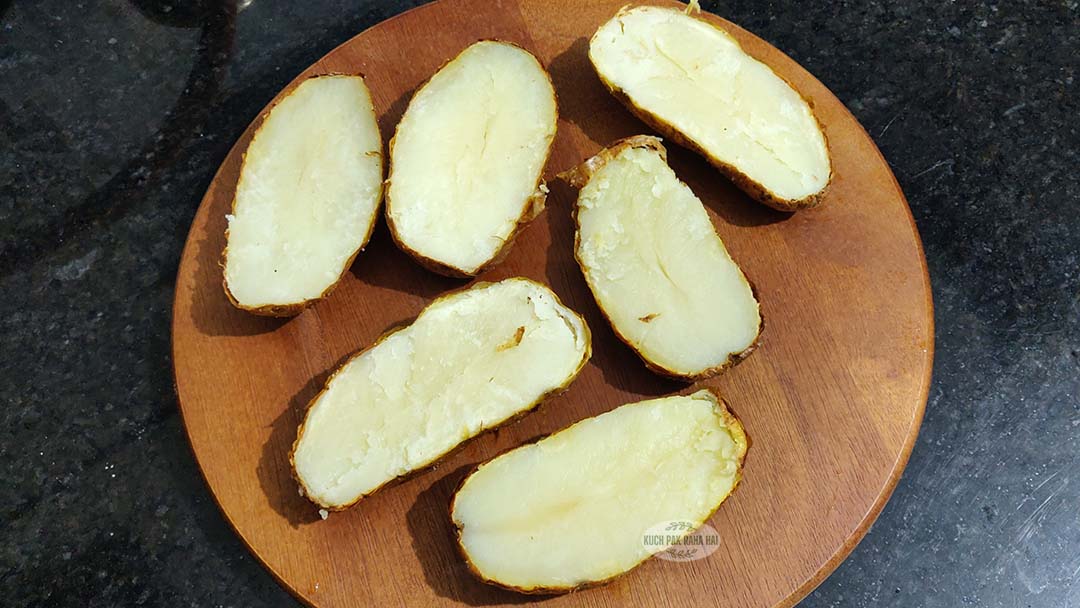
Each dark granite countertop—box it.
[2,1,1077,606]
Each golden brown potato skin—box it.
[561,135,763,382]
[288,278,592,511]
[449,387,750,594]
[222,73,383,316]
[590,11,833,212]
[384,40,558,277]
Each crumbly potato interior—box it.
[292,279,588,508]
[576,144,759,377]
[224,75,382,308]
[388,41,557,274]
[452,390,745,591]
[590,7,830,201]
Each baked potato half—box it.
[451,389,748,593]
[589,6,831,210]
[291,278,591,510]
[563,136,761,381]
[223,74,383,316]
[386,41,558,277]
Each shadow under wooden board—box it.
[171,0,934,606]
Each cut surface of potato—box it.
[590,6,831,210]
[386,41,558,276]
[565,136,760,380]
[291,278,590,509]
[451,389,748,593]
[223,74,383,315]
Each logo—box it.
[641,520,721,562]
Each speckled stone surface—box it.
[1,1,1077,606]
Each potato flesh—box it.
[388,41,557,274]
[576,145,759,377]
[452,390,744,591]
[292,279,588,508]
[224,76,382,308]
[590,7,829,202]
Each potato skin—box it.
[222,73,384,316]
[449,388,750,594]
[562,135,763,382]
[289,278,592,511]
[589,9,833,212]
[385,40,558,277]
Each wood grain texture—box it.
[171,1,934,606]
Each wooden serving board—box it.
[171,1,933,606]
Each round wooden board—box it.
[172,1,933,606]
